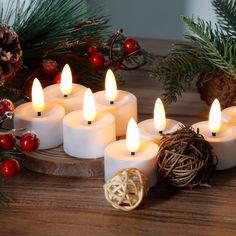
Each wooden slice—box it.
[21,145,104,178]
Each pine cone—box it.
[0,24,23,87]
[197,71,236,109]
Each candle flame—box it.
[60,64,72,96]
[105,69,117,103]
[209,98,221,134]
[154,98,166,132]
[83,88,96,122]
[32,78,45,113]
[126,118,140,153]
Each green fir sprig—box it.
[150,0,236,104]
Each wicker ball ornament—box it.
[104,168,149,211]
[0,24,23,87]
[157,127,217,188]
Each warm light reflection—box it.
[209,98,221,134]
[126,118,140,154]
[105,69,117,103]
[32,78,45,113]
[83,88,96,123]
[60,64,72,96]
[154,98,166,133]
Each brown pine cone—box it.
[197,71,236,109]
[0,24,23,87]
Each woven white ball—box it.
[104,168,149,211]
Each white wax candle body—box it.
[44,83,87,114]
[192,121,236,170]
[63,110,116,159]
[222,106,236,126]
[14,103,65,149]
[138,118,183,144]
[94,90,137,137]
[104,140,159,187]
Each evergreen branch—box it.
[0,0,110,64]
[213,0,236,38]
[183,16,236,77]
[150,48,212,104]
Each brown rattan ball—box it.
[104,168,149,211]
[157,127,217,188]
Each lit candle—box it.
[222,106,236,126]
[192,99,236,170]
[138,98,183,144]
[94,69,137,137]
[63,88,116,158]
[44,64,87,114]
[14,79,65,149]
[104,118,159,187]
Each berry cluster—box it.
[0,99,40,178]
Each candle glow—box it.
[154,98,166,133]
[32,78,45,113]
[209,98,221,134]
[83,88,96,123]
[105,69,117,103]
[126,118,140,154]
[60,64,73,96]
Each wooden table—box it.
[1,39,236,236]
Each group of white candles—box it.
[13,64,236,187]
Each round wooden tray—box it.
[21,145,104,178]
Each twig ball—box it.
[104,168,149,211]
[157,127,217,188]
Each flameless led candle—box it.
[44,64,87,113]
[63,88,116,158]
[138,98,183,144]
[192,99,236,170]
[14,78,65,149]
[104,118,159,187]
[222,106,236,126]
[94,69,137,137]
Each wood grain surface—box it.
[21,145,104,178]
[1,38,235,236]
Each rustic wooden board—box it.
[21,145,104,177]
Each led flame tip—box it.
[126,118,140,154]
[32,78,45,113]
[83,88,96,123]
[105,69,117,103]
[209,98,221,135]
[60,64,72,96]
[154,98,166,133]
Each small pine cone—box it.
[0,24,23,87]
[197,71,236,109]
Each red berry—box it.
[20,132,40,152]
[53,74,61,84]
[0,99,14,116]
[122,38,140,55]
[86,45,99,56]
[0,159,20,178]
[89,53,105,68]
[0,134,16,150]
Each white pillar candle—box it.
[138,98,183,144]
[192,99,236,170]
[43,64,87,114]
[94,69,137,137]
[104,118,159,187]
[63,89,116,159]
[14,79,65,149]
[222,106,236,126]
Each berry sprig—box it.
[77,29,146,78]
[0,99,40,181]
